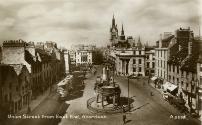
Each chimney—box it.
[159,34,162,48]
[188,32,193,55]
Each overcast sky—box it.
[0,0,201,49]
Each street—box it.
[59,65,201,125]
[4,65,201,125]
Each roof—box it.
[158,35,175,48]
[36,48,52,62]
[181,55,198,72]
[163,82,178,92]
[168,48,188,65]
[25,50,35,64]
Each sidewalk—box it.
[4,84,58,125]
[20,84,57,115]
[149,82,163,95]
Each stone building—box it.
[64,49,70,74]
[145,46,155,76]
[155,33,174,81]
[71,44,95,66]
[76,49,93,66]
[0,64,31,114]
[1,40,66,97]
[167,28,202,113]
[108,15,147,77]
[115,47,146,76]
[196,51,202,117]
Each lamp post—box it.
[127,74,137,111]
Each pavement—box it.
[58,65,201,125]
[4,81,68,125]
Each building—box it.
[107,15,147,77]
[145,46,155,76]
[70,44,95,66]
[64,49,70,74]
[196,50,202,117]
[1,40,66,97]
[115,46,146,76]
[155,33,174,81]
[167,28,201,113]
[0,64,31,114]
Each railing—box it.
[87,97,132,114]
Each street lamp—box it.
[127,74,137,111]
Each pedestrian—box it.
[123,114,127,124]
[150,91,153,96]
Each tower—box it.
[110,14,118,47]
[119,24,125,41]
[137,36,143,48]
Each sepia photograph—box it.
[0,0,202,125]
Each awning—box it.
[163,82,178,92]
[151,76,158,81]
[57,80,67,86]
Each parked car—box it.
[162,91,169,101]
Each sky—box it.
[0,0,201,49]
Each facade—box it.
[107,15,147,77]
[145,47,155,76]
[167,28,202,114]
[155,33,174,81]
[76,50,93,66]
[0,40,66,97]
[71,44,95,66]
[0,64,31,114]
[115,47,146,76]
[196,52,202,117]
[64,50,70,74]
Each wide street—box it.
[59,65,201,125]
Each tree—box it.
[92,49,104,65]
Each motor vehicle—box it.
[162,91,169,101]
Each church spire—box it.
[112,14,115,26]
[137,36,142,48]
[121,23,124,35]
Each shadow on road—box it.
[130,102,150,112]
[119,97,134,106]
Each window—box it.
[139,51,141,55]
[164,61,165,68]
[139,59,141,64]
[161,51,162,57]
[200,67,202,71]
[139,67,142,72]
[133,59,136,64]
[181,81,184,87]
[147,62,150,68]
[133,51,136,55]
[133,68,136,72]
[173,65,175,72]
[152,62,155,68]
[177,66,179,74]
[161,60,162,67]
